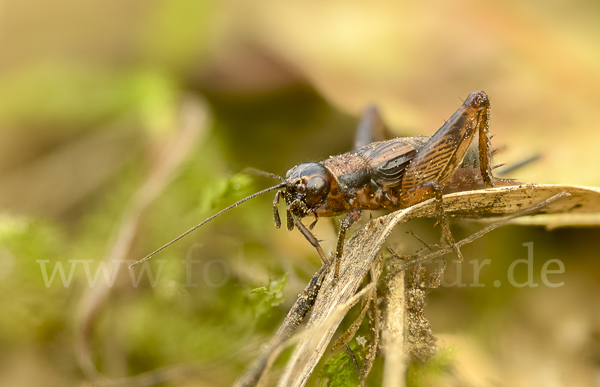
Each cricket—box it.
[130,90,517,276]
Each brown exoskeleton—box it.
[131,91,516,276]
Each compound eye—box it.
[305,176,330,206]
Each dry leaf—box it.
[276,183,600,386]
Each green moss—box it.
[250,273,288,320]
[319,342,362,387]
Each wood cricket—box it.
[131,91,516,276]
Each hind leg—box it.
[353,105,388,149]
[398,181,463,260]
[400,91,495,259]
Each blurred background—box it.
[1,0,600,386]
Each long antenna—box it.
[242,167,285,181]
[129,183,286,268]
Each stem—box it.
[382,265,406,387]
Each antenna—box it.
[129,182,286,268]
[242,167,285,181]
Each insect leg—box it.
[430,182,462,261]
[398,92,495,260]
[273,190,284,229]
[398,181,463,261]
[401,91,493,192]
[334,207,362,278]
[292,214,329,265]
[354,105,387,149]
[309,213,319,230]
[476,96,496,188]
